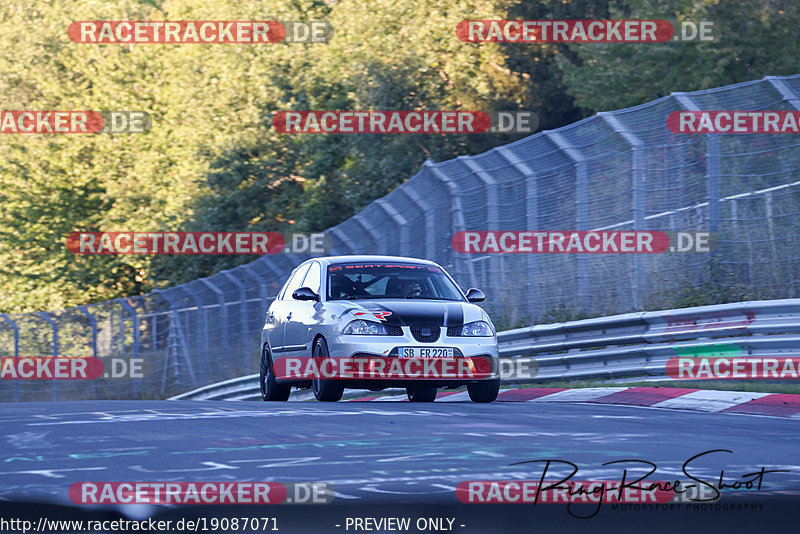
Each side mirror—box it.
[292,287,320,301]
[465,288,485,302]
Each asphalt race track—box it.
[1,399,799,533]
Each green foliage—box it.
[558,0,800,111]
[1,0,797,312]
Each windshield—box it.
[327,262,465,301]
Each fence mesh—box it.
[2,74,800,400]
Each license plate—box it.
[399,347,454,358]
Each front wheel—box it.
[312,338,344,402]
[467,379,499,403]
[260,346,290,401]
[406,386,437,402]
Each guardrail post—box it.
[496,146,541,320]
[1,313,20,401]
[77,305,99,399]
[545,132,591,313]
[37,312,59,401]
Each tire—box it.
[406,386,437,402]
[467,379,500,403]
[312,337,344,402]
[260,345,290,401]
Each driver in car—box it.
[397,279,423,298]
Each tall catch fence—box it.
[2,74,799,400]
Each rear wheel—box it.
[312,338,344,402]
[467,379,499,403]
[260,345,290,401]
[406,386,437,402]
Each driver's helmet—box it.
[330,274,352,299]
[398,278,422,297]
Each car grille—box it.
[446,326,462,337]
[410,324,440,343]
[385,325,403,336]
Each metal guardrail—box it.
[170,299,800,401]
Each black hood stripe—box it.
[344,300,465,326]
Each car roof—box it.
[306,255,440,267]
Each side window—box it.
[279,264,311,300]
[301,261,321,294]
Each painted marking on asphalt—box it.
[526,387,630,403]
[653,389,771,412]
[722,393,800,417]
[0,467,105,478]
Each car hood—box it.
[337,299,485,327]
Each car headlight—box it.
[342,319,389,335]
[460,321,494,337]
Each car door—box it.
[283,261,322,359]
[265,264,310,355]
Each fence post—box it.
[199,278,228,356]
[221,270,250,368]
[424,160,477,289]
[155,290,197,394]
[601,112,647,309]
[399,182,437,262]
[117,299,141,398]
[376,198,410,257]
[1,313,20,401]
[764,75,800,110]
[178,285,206,351]
[458,155,501,305]
[37,312,59,401]
[77,305,99,399]
[545,131,591,313]
[353,212,386,255]
[673,92,720,291]
[327,227,354,256]
[496,145,541,321]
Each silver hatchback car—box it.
[260,255,500,402]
